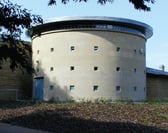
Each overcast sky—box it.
[12,0,168,71]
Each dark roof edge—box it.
[146,67,168,76]
[33,16,153,39]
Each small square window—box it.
[37,50,40,54]
[116,67,120,71]
[50,48,54,52]
[70,46,75,51]
[116,86,121,92]
[50,67,54,71]
[36,68,39,72]
[70,85,75,91]
[116,47,120,52]
[49,85,54,90]
[36,60,39,64]
[70,66,75,71]
[93,85,98,91]
[94,46,99,51]
[94,66,98,71]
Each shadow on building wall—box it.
[32,30,147,102]
[33,63,71,102]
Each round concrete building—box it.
[31,16,153,102]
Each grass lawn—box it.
[0,101,168,133]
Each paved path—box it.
[0,123,52,133]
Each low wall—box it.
[0,61,33,100]
[147,74,168,99]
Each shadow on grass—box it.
[0,100,35,109]
[1,107,168,133]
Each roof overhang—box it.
[31,16,153,39]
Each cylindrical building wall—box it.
[32,16,152,102]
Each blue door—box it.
[34,77,44,101]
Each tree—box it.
[0,0,154,74]
[0,0,42,73]
[48,0,155,11]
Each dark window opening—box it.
[50,48,54,52]
[116,86,121,92]
[116,47,120,52]
[70,66,75,71]
[70,85,75,91]
[94,66,98,71]
[71,46,75,51]
[94,46,99,51]
[50,67,54,71]
[93,85,99,91]
[116,67,120,71]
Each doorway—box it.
[34,77,44,101]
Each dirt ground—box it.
[0,101,168,133]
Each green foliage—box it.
[129,0,155,11]
[93,97,112,104]
[67,97,112,104]
[0,0,42,73]
[48,0,113,5]
[67,96,76,103]
[145,97,168,103]
[48,97,60,103]
[48,0,155,11]
[160,114,168,120]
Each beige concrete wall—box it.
[147,74,168,99]
[32,30,146,101]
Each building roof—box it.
[146,67,168,76]
[32,16,153,39]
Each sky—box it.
[11,0,168,71]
